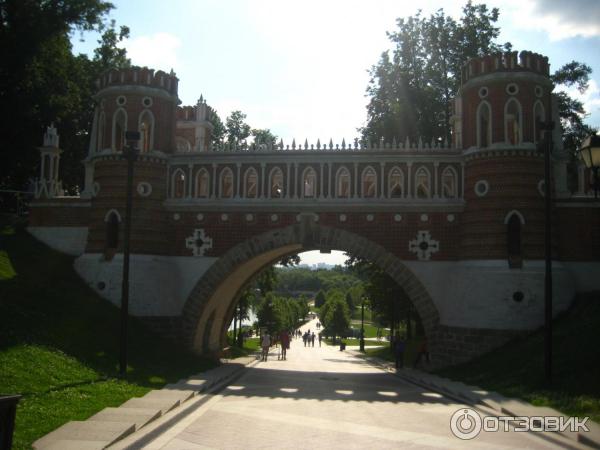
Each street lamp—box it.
[359,296,366,352]
[538,118,554,384]
[579,134,600,198]
[119,131,140,377]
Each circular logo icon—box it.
[450,408,482,440]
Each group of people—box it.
[260,330,291,361]
[260,325,326,361]
[393,334,430,369]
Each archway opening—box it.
[181,223,439,366]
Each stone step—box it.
[165,378,208,391]
[34,439,107,450]
[32,421,134,450]
[119,397,180,414]
[143,388,195,403]
[88,406,161,430]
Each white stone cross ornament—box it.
[185,228,213,256]
[409,230,439,261]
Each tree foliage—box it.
[256,292,307,335]
[362,0,595,158]
[319,292,350,343]
[362,2,509,145]
[0,0,125,190]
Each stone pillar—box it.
[211,163,217,198]
[236,163,241,198]
[407,162,413,198]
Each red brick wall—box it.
[29,199,90,226]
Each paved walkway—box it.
[124,319,574,449]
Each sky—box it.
[71,0,600,266]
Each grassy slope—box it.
[0,224,216,449]
[437,294,600,423]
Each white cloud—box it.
[504,0,600,41]
[121,32,182,72]
[556,79,600,124]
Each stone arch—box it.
[181,220,441,357]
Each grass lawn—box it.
[222,337,260,358]
[0,222,217,449]
[324,338,387,347]
[348,322,390,339]
[436,294,600,423]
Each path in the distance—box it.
[138,319,562,449]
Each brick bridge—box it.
[28,50,600,367]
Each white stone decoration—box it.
[221,213,229,222]
[296,214,301,222]
[245,213,254,222]
[537,179,545,197]
[506,83,519,95]
[116,95,126,106]
[478,86,489,98]
[142,96,153,107]
[173,213,181,221]
[339,214,347,222]
[394,214,402,222]
[137,182,152,197]
[447,214,455,222]
[409,231,440,261]
[366,214,374,222]
[535,86,543,98]
[474,180,489,197]
[420,213,429,222]
[271,214,278,222]
[196,213,204,222]
[185,229,213,257]
[92,182,100,197]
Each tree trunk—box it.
[233,307,238,346]
[407,306,412,340]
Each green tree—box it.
[345,291,355,313]
[0,0,119,190]
[315,290,326,308]
[225,110,251,147]
[362,3,509,145]
[320,294,350,344]
[252,128,278,147]
[209,110,226,144]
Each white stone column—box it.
[328,162,332,199]
[286,162,291,199]
[319,163,324,198]
[260,163,266,198]
[294,163,299,199]
[380,162,385,198]
[460,162,465,198]
[353,162,358,198]
[433,162,439,199]
[211,163,217,198]
[236,163,241,198]
[188,163,193,198]
[407,162,413,198]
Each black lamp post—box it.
[538,118,554,384]
[119,131,140,377]
[579,134,600,198]
[359,297,366,352]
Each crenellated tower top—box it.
[461,50,550,85]
[95,66,179,97]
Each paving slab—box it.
[35,439,108,450]
[88,406,161,430]
[32,421,134,450]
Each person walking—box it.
[279,330,290,360]
[311,332,315,347]
[413,338,430,368]
[261,332,271,362]
[302,332,307,347]
[318,333,322,347]
[393,333,405,369]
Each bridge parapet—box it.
[176,136,453,154]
